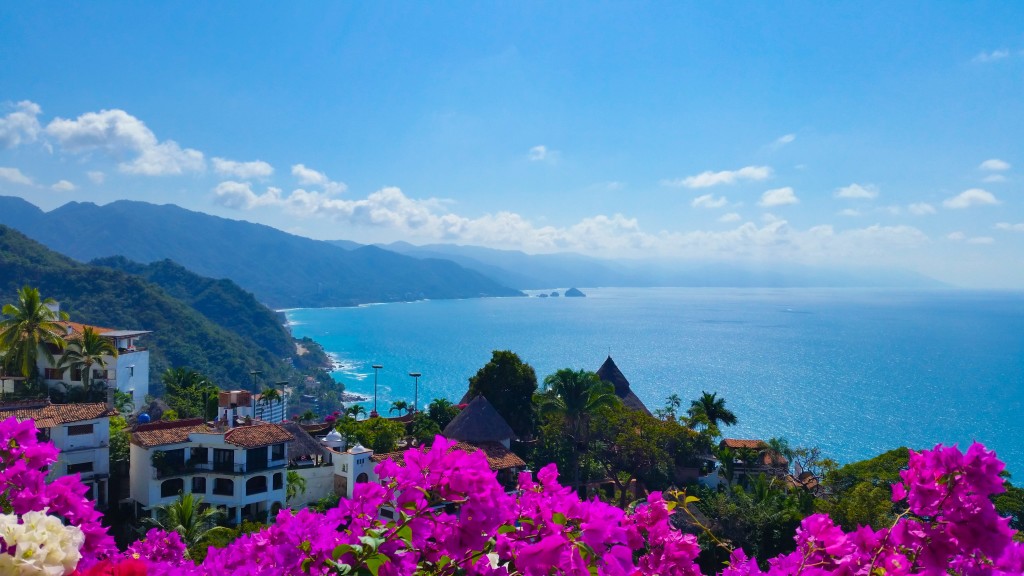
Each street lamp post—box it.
[250,369,262,391]
[371,364,383,417]
[408,372,421,414]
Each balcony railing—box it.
[155,460,285,478]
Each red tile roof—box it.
[372,441,526,471]
[0,401,116,428]
[224,423,294,448]
[130,419,293,449]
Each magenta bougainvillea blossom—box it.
[2,414,1023,575]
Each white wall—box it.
[290,465,333,508]
[112,350,149,409]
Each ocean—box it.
[285,288,1024,476]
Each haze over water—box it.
[287,288,1024,475]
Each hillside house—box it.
[129,418,293,524]
[0,398,117,508]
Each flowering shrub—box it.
[2,413,1023,575]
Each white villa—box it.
[38,316,151,410]
[129,417,293,525]
[0,398,118,508]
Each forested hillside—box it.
[0,225,295,392]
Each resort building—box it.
[128,417,293,525]
[596,356,652,415]
[0,398,117,508]
[216,389,289,425]
[718,438,789,485]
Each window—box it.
[214,449,234,472]
[161,478,183,498]
[213,478,233,496]
[247,447,268,472]
[245,476,267,496]
[67,462,93,475]
[44,368,63,380]
[190,447,209,464]
[271,443,285,461]
[272,473,283,490]
[163,449,185,468]
[192,477,206,494]
[70,367,82,382]
[67,424,94,436]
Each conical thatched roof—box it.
[596,356,652,415]
[443,395,516,443]
[280,421,331,462]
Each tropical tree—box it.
[57,326,118,401]
[114,390,135,414]
[0,286,69,379]
[687,391,738,432]
[260,386,282,409]
[299,409,317,424]
[467,350,538,439]
[426,398,460,431]
[286,470,307,503]
[142,491,233,557]
[388,400,410,416]
[538,368,621,491]
[345,404,367,420]
[163,368,219,420]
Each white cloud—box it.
[0,101,42,148]
[775,134,796,145]
[882,205,902,216]
[718,212,742,223]
[51,179,76,192]
[291,164,346,194]
[691,194,728,209]
[973,49,1010,63]
[759,187,799,207]
[45,109,204,175]
[943,188,1000,209]
[948,231,966,241]
[908,203,936,215]
[995,222,1024,232]
[979,158,1011,171]
[0,167,33,185]
[213,158,274,179]
[835,183,879,199]
[839,208,861,217]
[528,145,548,161]
[983,174,1007,183]
[87,171,105,184]
[968,236,995,245]
[662,165,772,188]
[212,181,283,210]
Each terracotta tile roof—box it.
[720,438,768,450]
[0,401,116,428]
[371,441,526,471]
[131,418,210,448]
[60,321,119,338]
[223,423,294,448]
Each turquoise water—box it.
[286,288,1024,475]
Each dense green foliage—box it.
[335,415,406,454]
[0,197,522,308]
[163,368,220,420]
[467,350,538,438]
[815,447,909,530]
[425,397,460,431]
[92,256,294,359]
[0,285,68,378]
[0,225,297,390]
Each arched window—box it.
[160,478,183,498]
[356,472,368,484]
[246,475,268,495]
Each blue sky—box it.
[1,3,1022,286]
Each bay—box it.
[286,287,1024,475]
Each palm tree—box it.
[345,404,367,420]
[538,368,621,491]
[259,387,282,419]
[687,391,738,431]
[299,409,317,424]
[57,327,118,401]
[286,470,307,503]
[142,492,233,558]
[0,286,69,379]
[389,400,410,416]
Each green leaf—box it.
[364,554,388,576]
[497,524,516,535]
[333,544,356,560]
[684,495,700,504]
[552,512,568,525]
[395,523,413,544]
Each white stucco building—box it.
[129,418,293,525]
[0,399,117,508]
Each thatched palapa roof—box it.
[280,421,331,463]
[443,395,515,444]
[596,356,651,415]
